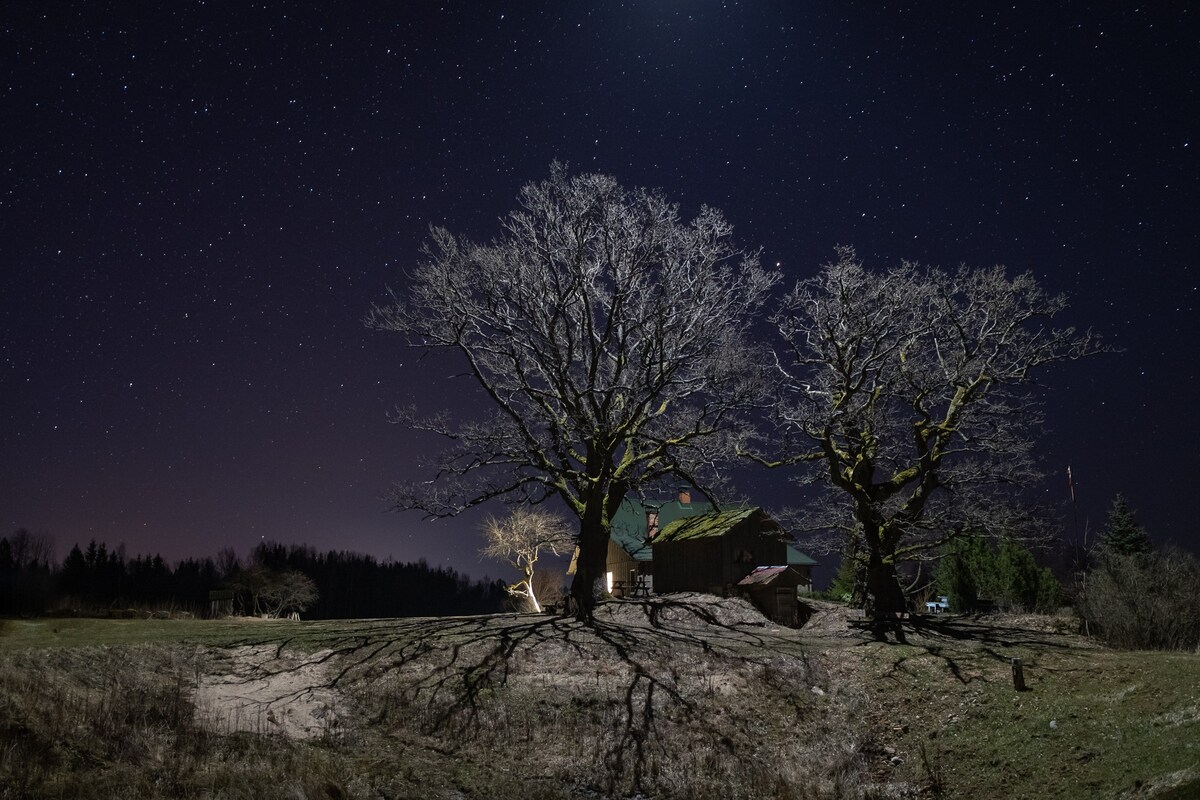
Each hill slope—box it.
[1,597,1197,799]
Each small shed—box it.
[208,589,235,618]
[651,508,789,594]
[737,565,810,624]
[784,545,817,593]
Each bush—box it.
[935,535,1062,613]
[1076,547,1200,650]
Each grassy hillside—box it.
[1,599,1197,799]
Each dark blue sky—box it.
[2,2,1196,581]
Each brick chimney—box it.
[646,509,660,540]
[677,488,691,505]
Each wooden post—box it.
[1011,657,1026,691]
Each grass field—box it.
[2,599,1197,799]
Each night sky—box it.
[3,3,1197,584]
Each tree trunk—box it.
[570,505,610,622]
[523,570,542,614]
[865,548,906,617]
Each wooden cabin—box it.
[567,490,818,606]
[651,508,790,594]
[602,489,713,596]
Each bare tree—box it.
[215,547,241,580]
[7,529,55,569]
[368,164,775,618]
[256,569,318,618]
[480,507,573,613]
[750,248,1103,615]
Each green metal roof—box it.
[608,496,818,567]
[787,545,818,566]
[609,495,714,561]
[609,524,654,562]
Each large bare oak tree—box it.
[751,247,1103,615]
[368,164,774,618]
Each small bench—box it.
[629,577,651,598]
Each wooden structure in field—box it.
[567,489,818,614]
[651,508,790,594]
[737,565,811,624]
[208,589,235,618]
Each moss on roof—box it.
[609,495,715,560]
[654,508,763,542]
[607,497,818,567]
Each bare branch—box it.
[756,248,1107,612]
[368,164,777,616]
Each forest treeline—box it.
[0,531,508,619]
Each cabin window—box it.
[735,548,754,564]
[606,571,614,593]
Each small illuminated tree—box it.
[257,570,318,618]
[481,507,574,613]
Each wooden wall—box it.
[653,521,789,594]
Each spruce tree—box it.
[828,551,860,603]
[1101,494,1152,555]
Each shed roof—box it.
[655,508,766,542]
[736,566,792,586]
[609,495,715,560]
[610,525,653,562]
[606,497,818,567]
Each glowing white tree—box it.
[480,507,574,613]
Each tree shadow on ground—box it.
[839,612,1092,692]
[202,596,821,797]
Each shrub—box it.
[1076,547,1200,650]
[935,535,1062,613]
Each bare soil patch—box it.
[194,644,342,739]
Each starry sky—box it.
[3,3,1197,583]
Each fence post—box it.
[1012,657,1026,691]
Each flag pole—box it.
[1068,465,1081,569]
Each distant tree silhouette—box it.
[3,534,506,619]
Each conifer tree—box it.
[1101,493,1152,555]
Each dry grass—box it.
[2,596,1198,798]
[330,597,875,799]
[794,601,1200,799]
[0,644,359,799]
